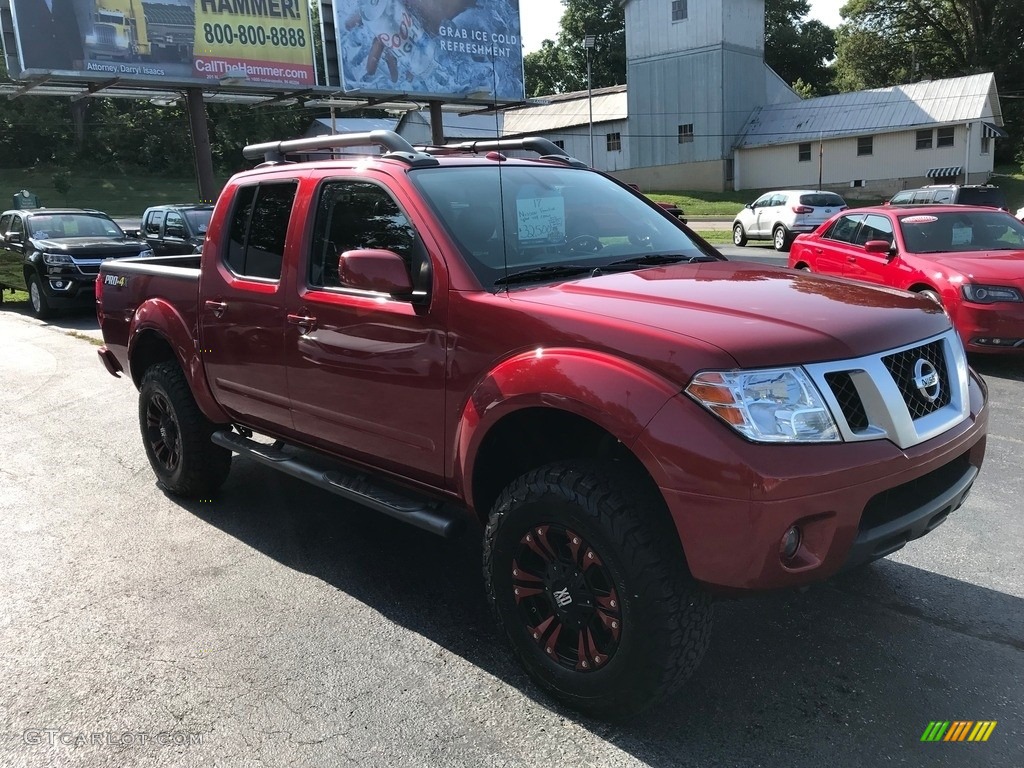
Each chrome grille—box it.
[824,371,869,432]
[804,330,969,450]
[881,340,951,418]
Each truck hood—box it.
[33,238,148,256]
[511,262,952,368]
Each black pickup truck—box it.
[0,207,151,317]
[139,204,214,255]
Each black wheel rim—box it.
[145,392,181,473]
[512,524,622,672]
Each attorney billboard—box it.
[7,0,315,88]
[334,0,525,102]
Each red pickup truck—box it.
[96,131,988,718]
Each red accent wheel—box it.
[511,524,622,672]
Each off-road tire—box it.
[139,361,231,497]
[483,462,712,720]
[27,273,52,319]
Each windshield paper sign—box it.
[8,0,315,88]
[334,0,525,102]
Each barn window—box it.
[916,129,933,150]
[606,132,622,152]
[678,124,694,143]
[936,126,955,148]
[857,136,873,156]
[671,0,687,21]
[798,143,811,162]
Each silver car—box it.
[732,190,848,251]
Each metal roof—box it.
[502,85,628,135]
[308,117,399,135]
[398,109,503,139]
[737,73,1003,149]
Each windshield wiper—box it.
[605,253,719,269]
[494,264,597,286]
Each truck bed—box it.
[97,255,203,378]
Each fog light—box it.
[51,280,65,289]
[780,526,801,560]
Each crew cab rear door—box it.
[198,178,300,432]
[284,173,448,485]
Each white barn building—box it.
[501,0,1007,194]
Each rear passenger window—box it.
[932,189,954,204]
[824,214,864,243]
[225,182,297,280]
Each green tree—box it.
[765,0,837,93]
[523,0,625,96]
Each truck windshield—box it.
[183,209,213,234]
[410,165,717,289]
[27,214,123,240]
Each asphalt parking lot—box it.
[1,303,1021,768]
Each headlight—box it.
[685,368,840,443]
[137,248,155,258]
[961,284,1023,304]
[43,252,74,266]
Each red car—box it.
[789,205,1024,354]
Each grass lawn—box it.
[0,166,228,218]
[646,165,1024,216]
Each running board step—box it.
[211,430,464,539]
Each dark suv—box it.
[0,208,152,318]
[140,204,214,255]
[887,184,1008,210]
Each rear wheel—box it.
[773,225,792,252]
[732,223,747,246]
[484,462,712,719]
[139,361,231,497]
[27,274,52,319]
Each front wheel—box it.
[27,274,52,319]
[483,463,712,719]
[139,361,231,497]
[773,225,792,252]
[917,289,942,305]
[732,223,747,247]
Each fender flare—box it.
[128,297,230,424]
[453,347,682,502]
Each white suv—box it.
[732,190,848,251]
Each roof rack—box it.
[242,130,439,167]
[420,136,589,168]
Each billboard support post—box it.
[429,100,444,146]
[186,88,217,204]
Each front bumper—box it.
[38,269,96,308]
[956,301,1024,353]
[635,369,988,592]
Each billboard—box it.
[8,0,316,88]
[334,0,524,102]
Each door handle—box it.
[204,300,227,318]
[846,256,857,263]
[287,313,317,334]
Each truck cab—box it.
[140,204,213,255]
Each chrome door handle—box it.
[287,313,317,334]
[204,300,227,318]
